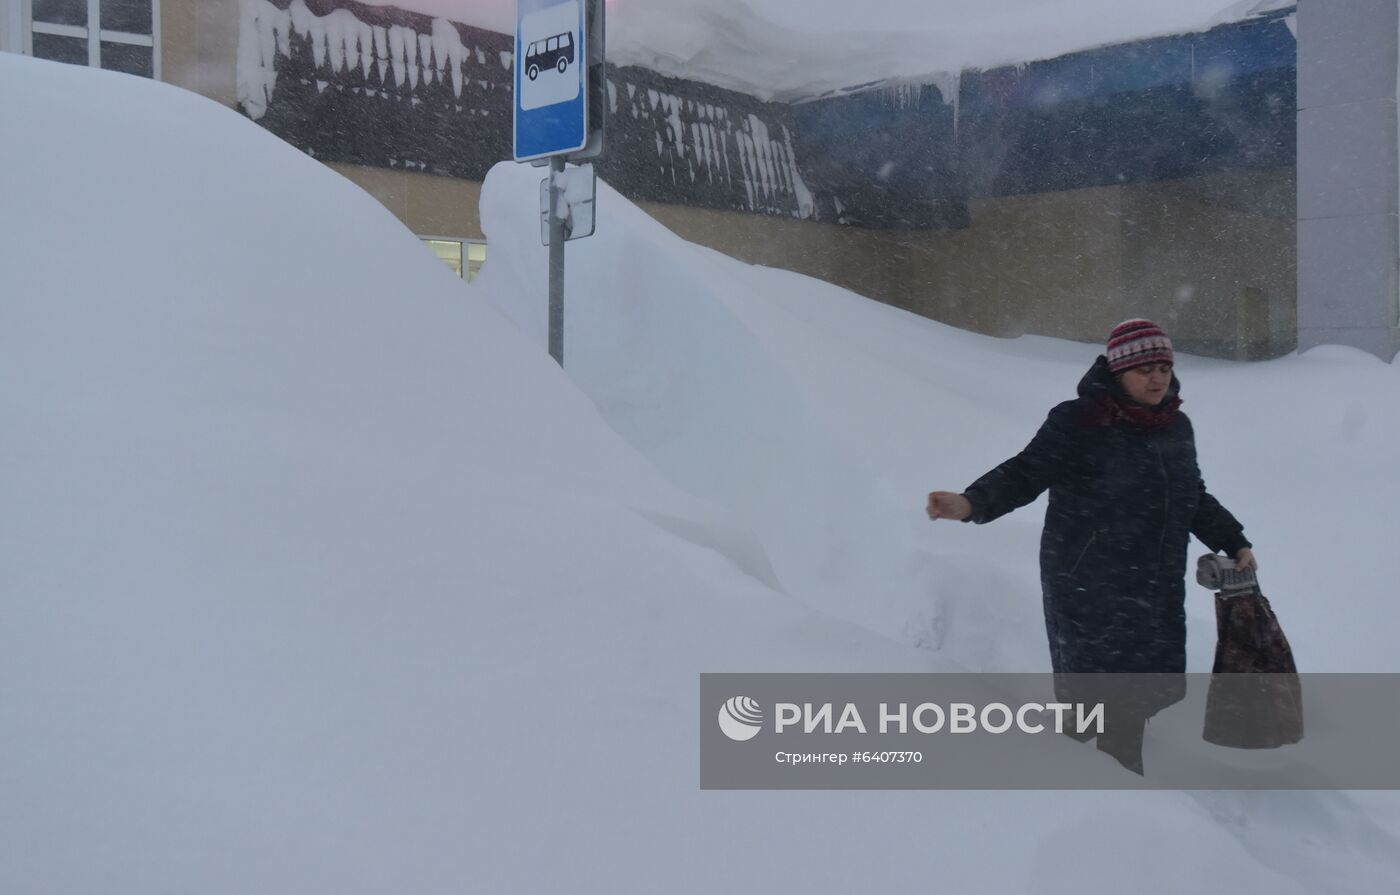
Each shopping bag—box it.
[1197,555,1303,748]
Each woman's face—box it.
[1118,362,1173,405]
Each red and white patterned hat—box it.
[1106,319,1174,374]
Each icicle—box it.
[418,33,434,86]
[771,140,791,193]
[700,123,716,182]
[373,25,388,87]
[666,96,685,162]
[404,27,419,90]
[356,18,373,79]
[256,8,277,78]
[424,45,438,85]
[781,124,815,219]
[736,132,755,209]
[272,13,289,59]
[324,9,348,73]
[747,115,776,201]
[288,0,328,71]
[719,128,733,185]
[431,19,467,97]
[236,0,290,119]
[387,26,407,90]
[927,71,962,138]
[388,25,418,90]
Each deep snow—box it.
[2,51,1398,894]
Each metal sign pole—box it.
[516,0,604,367]
[547,155,566,366]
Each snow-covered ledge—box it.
[1296,0,1400,361]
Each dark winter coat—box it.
[962,356,1250,677]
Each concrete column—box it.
[1297,0,1400,360]
[1,1,22,55]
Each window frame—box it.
[420,235,487,283]
[464,239,487,282]
[23,0,160,78]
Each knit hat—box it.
[1106,318,1174,374]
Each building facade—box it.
[3,0,1395,361]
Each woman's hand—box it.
[927,491,972,521]
[1234,547,1258,572]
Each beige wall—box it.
[638,201,918,314]
[325,164,485,239]
[309,155,1299,363]
[907,186,1129,342]
[162,0,239,106]
[642,169,1297,359]
[1122,169,1296,359]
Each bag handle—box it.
[1196,553,1257,594]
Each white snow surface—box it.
[3,53,1399,893]
[359,0,1294,100]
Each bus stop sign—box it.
[514,0,588,161]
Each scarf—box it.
[1089,392,1182,431]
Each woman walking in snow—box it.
[925,319,1256,772]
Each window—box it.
[28,0,157,78]
[546,36,557,52]
[425,239,462,278]
[465,241,486,281]
[423,238,487,283]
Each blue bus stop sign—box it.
[514,0,588,162]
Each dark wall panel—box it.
[240,2,1297,230]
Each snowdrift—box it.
[477,161,1400,679]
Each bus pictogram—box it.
[525,31,574,81]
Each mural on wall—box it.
[237,0,514,178]
[604,65,813,219]
[236,0,817,219]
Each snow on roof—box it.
[356,0,1295,101]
